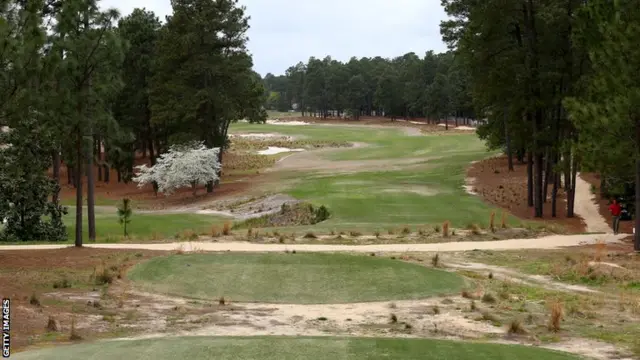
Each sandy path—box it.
[574,173,611,233]
[0,233,626,252]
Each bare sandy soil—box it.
[0,233,627,252]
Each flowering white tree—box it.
[133,142,222,196]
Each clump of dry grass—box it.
[69,317,82,341]
[470,300,477,311]
[481,311,501,326]
[387,228,395,235]
[247,228,253,237]
[461,290,475,299]
[489,211,496,232]
[210,225,221,237]
[508,319,527,335]
[547,300,564,332]
[488,272,494,279]
[482,293,496,304]
[433,224,441,233]
[303,232,317,239]
[374,230,381,238]
[432,305,440,315]
[470,224,481,235]
[278,235,286,243]
[594,239,606,262]
[174,244,185,255]
[222,221,232,235]
[431,253,440,267]
[52,277,72,289]
[401,226,411,235]
[93,262,114,285]
[219,297,226,306]
[181,229,198,241]
[443,221,450,237]
[29,292,40,307]
[418,228,427,236]
[501,211,507,228]
[45,316,60,332]
[349,230,362,237]
[390,313,398,323]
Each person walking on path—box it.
[609,199,622,235]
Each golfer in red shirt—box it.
[609,199,622,235]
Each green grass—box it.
[127,253,466,304]
[11,336,580,360]
[60,211,226,242]
[230,122,511,231]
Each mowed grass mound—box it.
[12,336,580,360]
[127,253,466,304]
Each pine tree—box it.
[51,0,125,246]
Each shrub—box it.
[508,319,527,335]
[434,224,441,233]
[432,305,440,315]
[29,292,40,307]
[53,277,71,289]
[482,293,496,304]
[222,222,232,235]
[401,226,411,235]
[93,263,114,285]
[548,300,564,332]
[390,314,398,323]
[46,316,60,332]
[387,228,395,235]
[210,225,220,237]
[431,253,440,267]
[303,232,317,239]
[314,205,331,223]
[349,230,362,237]
[374,230,381,238]
[470,300,477,311]
[117,198,133,237]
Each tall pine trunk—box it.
[527,151,534,207]
[87,143,96,242]
[52,150,61,204]
[567,150,578,218]
[505,108,514,171]
[75,131,83,248]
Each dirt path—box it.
[0,233,626,252]
[574,173,612,233]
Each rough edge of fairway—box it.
[126,252,467,304]
[10,336,581,360]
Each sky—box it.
[101,0,449,76]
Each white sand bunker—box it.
[437,123,476,131]
[267,119,309,126]
[258,147,306,155]
[230,133,293,140]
